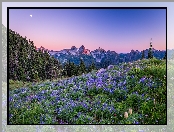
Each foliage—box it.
[9,59,166,125]
[148,40,153,59]
[78,58,87,75]
[141,50,145,60]
[9,29,62,82]
[1,24,171,131]
[62,59,96,78]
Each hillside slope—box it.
[9,58,166,124]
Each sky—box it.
[3,3,169,53]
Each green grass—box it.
[9,76,75,91]
[9,58,166,124]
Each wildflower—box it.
[145,114,148,117]
[107,65,114,70]
[139,77,146,83]
[124,112,128,119]
[128,108,132,115]
[146,97,150,101]
[154,98,156,105]
[123,80,126,85]
[135,121,139,124]
[98,68,106,73]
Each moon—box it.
[30,15,32,17]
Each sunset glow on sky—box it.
[9,8,166,53]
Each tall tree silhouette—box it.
[78,58,86,75]
[148,38,153,59]
[141,50,145,60]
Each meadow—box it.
[9,58,166,124]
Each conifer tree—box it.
[78,58,86,75]
[88,62,96,72]
[8,27,63,82]
[67,60,72,77]
[148,38,153,59]
[62,63,67,77]
[91,62,96,70]
[70,62,77,76]
[141,50,145,60]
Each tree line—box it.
[9,27,167,82]
[141,41,166,60]
[9,29,96,82]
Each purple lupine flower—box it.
[123,80,126,85]
[41,90,45,94]
[131,75,135,78]
[9,114,13,118]
[109,89,114,94]
[147,82,152,88]
[146,97,150,101]
[139,77,146,83]
[107,65,114,70]
[135,121,140,124]
[77,112,82,117]
[97,68,106,74]
[9,97,13,102]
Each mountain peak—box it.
[80,45,85,49]
[78,45,85,54]
[71,46,77,50]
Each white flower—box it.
[124,112,128,118]
[154,99,156,105]
[128,108,132,115]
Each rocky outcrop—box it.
[78,45,85,54]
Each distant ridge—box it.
[48,45,167,69]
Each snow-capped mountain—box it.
[48,45,166,69]
[49,45,90,56]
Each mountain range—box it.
[1,24,171,71]
[47,45,167,69]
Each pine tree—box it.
[62,63,67,77]
[67,60,72,77]
[8,27,63,82]
[141,50,145,60]
[91,62,96,71]
[63,60,72,77]
[88,62,96,72]
[78,59,86,75]
[70,62,77,76]
[148,38,153,59]
[88,64,93,72]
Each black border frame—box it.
[7,6,167,125]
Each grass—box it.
[9,76,73,91]
[9,58,166,124]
